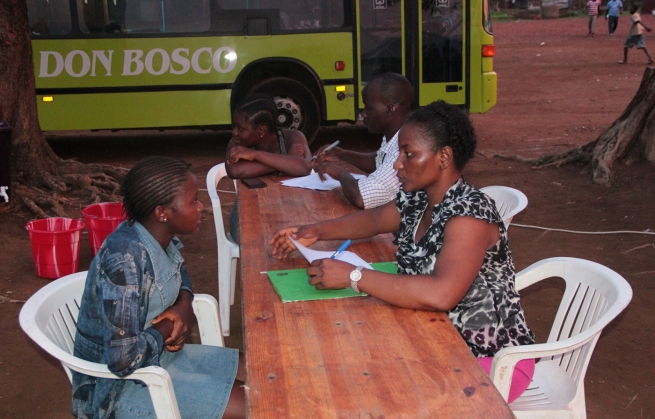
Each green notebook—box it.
[266,261,398,303]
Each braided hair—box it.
[121,156,193,225]
[234,94,279,133]
[406,100,476,170]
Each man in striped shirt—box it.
[313,73,414,209]
[586,0,600,36]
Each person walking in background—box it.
[585,0,600,36]
[605,0,623,36]
[619,5,653,65]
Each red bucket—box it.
[82,202,126,256]
[25,218,86,280]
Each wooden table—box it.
[238,177,514,418]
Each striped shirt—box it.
[587,0,599,15]
[358,131,402,209]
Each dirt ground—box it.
[2,15,655,418]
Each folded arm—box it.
[226,132,312,178]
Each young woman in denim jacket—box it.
[72,156,245,419]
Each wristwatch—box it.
[350,266,364,294]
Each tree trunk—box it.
[0,0,125,217]
[0,0,58,182]
[535,66,655,185]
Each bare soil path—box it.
[1,15,654,418]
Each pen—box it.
[311,140,340,161]
[330,239,351,259]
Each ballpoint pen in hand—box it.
[312,140,340,161]
[330,239,351,259]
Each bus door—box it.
[418,0,466,106]
[356,0,466,107]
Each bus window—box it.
[422,0,463,83]
[483,0,493,34]
[27,0,72,36]
[77,0,126,33]
[123,0,210,33]
[359,0,402,85]
[217,0,344,33]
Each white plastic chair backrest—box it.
[480,186,528,229]
[515,257,632,385]
[19,271,88,383]
[206,163,236,246]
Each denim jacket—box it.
[71,221,193,419]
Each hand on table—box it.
[227,144,257,164]
[270,226,320,259]
[307,258,354,290]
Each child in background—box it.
[619,5,653,65]
[585,0,600,36]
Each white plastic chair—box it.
[489,258,633,419]
[206,163,240,336]
[19,271,225,419]
[480,185,528,229]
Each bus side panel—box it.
[32,33,354,130]
[36,91,232,130]
[323,85,356,121]
[480,70,497,112]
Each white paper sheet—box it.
[280,172,366,191]
[290,238,372,270]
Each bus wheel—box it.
[247,77,320,145]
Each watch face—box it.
[350,268,362,281]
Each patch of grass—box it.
[491,8,542,20]
[490,10,515,21]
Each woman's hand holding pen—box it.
[311,140,342,166]
[270,225,320,259]
[307,259,353,290]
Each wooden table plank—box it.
[238,177,514,418]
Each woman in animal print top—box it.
[271,101,535,402]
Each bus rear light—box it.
[335,61,346,71]
[335,85,346,92]
[42,96,54,102]
[482,45,495,57]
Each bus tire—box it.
[247,77,321,145]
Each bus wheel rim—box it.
[274,96,302,130]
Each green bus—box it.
[28,0,496,143]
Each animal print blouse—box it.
[395,178,535,357]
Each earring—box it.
[162,218,167,222]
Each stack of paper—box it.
[280,172,366,191]
[290,238,372,270]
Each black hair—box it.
[121,156,193,225]
[367,73,415,111]
[234,94,279,133]
[406,101,476,170]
